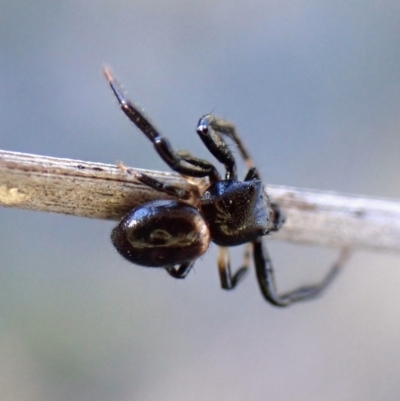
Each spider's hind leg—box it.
[253,239,351,307]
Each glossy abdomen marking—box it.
[112,200,210,267]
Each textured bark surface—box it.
[2,149,400,252]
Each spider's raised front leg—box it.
[104,68,220,183]
[253,238,350,307]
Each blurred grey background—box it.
[1,1,400,400]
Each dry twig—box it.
[1,149,400,253]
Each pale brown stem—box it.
[1,149,400,253]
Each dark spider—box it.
[104,67,348,307]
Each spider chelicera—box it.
[104,67,347,307]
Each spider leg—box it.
[253,238,351,307]
[129,169,193,200]
[218,245,251,289]
[243,167,258,181]
[104,68,220,183]
[165,261,194,279]
[197,114,255,178]
[196,115,238,180]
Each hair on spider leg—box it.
[104,66,349,307]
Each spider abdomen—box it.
[112,200,210,267]
[201,179,272,247]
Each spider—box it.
[104,67,347,307]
